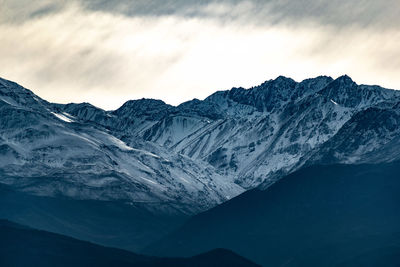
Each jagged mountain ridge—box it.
[140,75,400,188]
[0,78,243,215]
[61,74,399,188]
[1,75,400,213]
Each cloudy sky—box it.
[1,0,399,110]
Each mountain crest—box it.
[1,75,400,215]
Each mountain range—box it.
[1,74,400,256]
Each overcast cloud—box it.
[0,0,399,109]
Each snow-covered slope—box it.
[0,78,243,215]
[120,75,400,189]
[1,75,400,213]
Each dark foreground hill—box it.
[0,220,260,267]
[146,162,400,266]
[0,183,185,252]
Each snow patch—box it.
[0,97,16,106]
[130,148,161,158]
[51,112,74,123]
[140,176,159,185]
[62,112,75,119]
[330,99,339,105]
[108,136,134,151]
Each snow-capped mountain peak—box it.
[1,75,400,213]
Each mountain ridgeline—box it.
[145,162,400,266]
[47,75,400,191]
[0,220,260,267]
[1,75,400,252]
